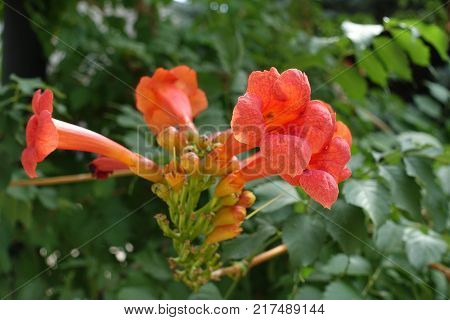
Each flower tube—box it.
[21,89,162,182]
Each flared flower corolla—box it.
[135,65,208,134]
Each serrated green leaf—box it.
[221,219,277,261]
[403,227,447,269]
[343,179,391,226]
[282,215,326,267]
[322,254,372,276]
[251,179,299,213]
[379,165,422,221]
[374,221,404,253]
[404,157,447,231]
[324,200,367,254]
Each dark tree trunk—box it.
[2,0,46,84]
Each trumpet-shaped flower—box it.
[21,89,162,182]
[135,65,208,134]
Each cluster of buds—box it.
[20,65,351,290]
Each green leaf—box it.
[282,215,326,267]
[402,227,447,269]
[295,285,323,300]
[397,131,443,158]
[404,157,447,231]
[251,179,300,213]
[374,221,404,253]
[379,165,422,221]
[134,249,172,281]
[425,81,449,104]
[321,254,372,276]
[390,28,430,66]
[333,66,367,100]
[323,281,363,300]
[416,23,448,61]
[357,49,388,87]
[343,179,391,226]
[436,166,450,195]
[373,36,412,80]
[189,283,223,300]
[221,219,277,261]
[413,95,441,119]
[324,200,367,254]
[117,286,156,300]
[341,21,383,49]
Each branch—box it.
[9,169,133,187]
[429,263,450,281]
[211,244,287,280]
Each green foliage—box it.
[0,0,448,300]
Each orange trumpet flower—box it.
[135,65,208,134]
[21,89,162,182]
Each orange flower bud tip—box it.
[205,224,243,244]
[214,172,245,197]
[237,190,256,208]
[213,205,246,227]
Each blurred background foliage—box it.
[0,0,449,299]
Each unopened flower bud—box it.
[151,183,169,200]
[215,172,245,197]
[218,193,239,206]
[180,126,199,144]
[182,145,197,154]
[198,134,211,149]
[205,224,242,244]
[213,205,246,227]
[237,190,256,208]
[156,126,179,151]
[180,152,200,174]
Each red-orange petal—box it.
[247,67,280,104]
[34,111,58,162]
[260,133,311,177]
[171,65,207,116]
[231,93,265,146]
[286,100,335,153]
[297,169,339,209]
[308,137,351,182]
[89,157,129,179]
[21,147,38,178]
[32,89,53,115]
[334,121,352,147]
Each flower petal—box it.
[286,100,335,153]
[21,147,38,178]
[89,156,129,179]
[334,121,352,147]
[308,136,351,182]
[247,67,280,105]
[260,133,311,176]
[297,170,339,209]
[231,93,265,146]
[34,110,58,162]
[171,65,208,116]
[32,89,53,115]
